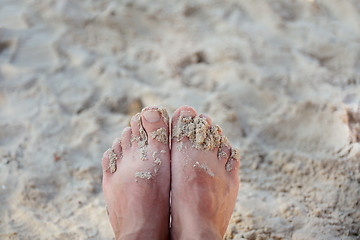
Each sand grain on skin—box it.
[107,148,118,173]
[131,113,148,161]
[193,161,215,177]
[174,115,240,172]
[135,171,152,180]
[151,128,168,145]
[152,151,162,165]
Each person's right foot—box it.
[170,106,240,240]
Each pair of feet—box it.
[102,106,240,240]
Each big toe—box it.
[171,106,197,127]
[141,106,170,147]
[171,106,198,143]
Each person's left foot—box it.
[102,106,171,240]
[169,106,240,240]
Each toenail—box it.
[180,110,194,117]
[143,110,161,123]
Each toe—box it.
[171,105,197,127]
[102,148,118,174]
[130,113,148,147]
[217,134,230,162]
[171,105,197,142]
[102,150,110,173]
[199,113,212,125]
[121,127,132,151]
[141,106,169,146]
[112,138,122,159]
[225,147,240,173]
[218,142,231,164]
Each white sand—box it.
[1,0,360,239]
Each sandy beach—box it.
[1,0,360,239]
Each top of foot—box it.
[102,106,171,240]
[170,106,240,240]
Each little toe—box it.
[102,148,118,175]
[141,106,169,146]
[120,127,132,151]
[225,147,240,173]
[101,150,110,174]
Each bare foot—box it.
[102,106,171,240]
[170,106,240,240]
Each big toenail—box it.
[143,110,161,122]
[180,110,194,117]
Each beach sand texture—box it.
[1,0,360,239]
